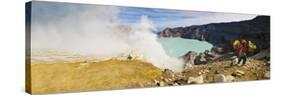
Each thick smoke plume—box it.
[31,6,184,72]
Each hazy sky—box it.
[31,1,258,31]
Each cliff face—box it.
[158,16,270,53]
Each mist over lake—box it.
[158,37,213,58]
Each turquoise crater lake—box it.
[157,37,213,58]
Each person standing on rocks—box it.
[233,39,248,66]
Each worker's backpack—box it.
[233,40,241,49]
[233,40,256,52]
[248,41,256,52]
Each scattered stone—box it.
[173,83,179,86]
[214,74,226,82]
[232,70,245,77]
[236,70,245,75]
[187,75,204,84]
[168,78,174,82]
[160,76,164,80]
[198,69,210,75]
[198,71,203,75]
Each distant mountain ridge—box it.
[158,16,270,53]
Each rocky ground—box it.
[153,58,270,87]
[29,51,270,94]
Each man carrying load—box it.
[233,38,256,66]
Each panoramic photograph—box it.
[26,1,270,94]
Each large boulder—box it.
[252,48,270,61]
[204,50,216,61]
[194,53,207,65]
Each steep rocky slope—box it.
[158,16,270,53]
[153,58,270,86]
